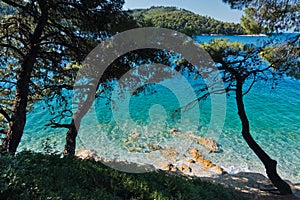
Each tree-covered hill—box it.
[128,6,246,36]
[0,4,245,36]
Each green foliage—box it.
[222,0,253,9]
[223,0,300,33]
[0,2,15,18]
[0,151,245,199]
[260,36,300,79]
[199,38,275,96]
[223,0,299,78]
[0,0,137,153]
[241,8,263,34]
[201,34,299,79]
[128,6,246,36]
[41,138,59,155]
[200,38,255,66]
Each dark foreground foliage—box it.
[0,151,245,200]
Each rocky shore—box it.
[75,128,300,200]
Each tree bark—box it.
[1,2,48,155]
[64,81,98,156]
[2,62,33,154]
[64,118,79,156]
[235,78,292,195]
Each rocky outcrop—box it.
[147,143,162,151]
[121,129,219,154]
[121,130,144,152]
[187,159,196,163]
[178,163,192,173]
[154,146,225,177]
[111,128,223,177]
[123,143,143,153]
[188,147,202,159]
[193,136,218,152]
[156,161,177,172]
[187,147,225,175]
[169,128,181,135]
[163,163,178,172]
[212,166,223,175]
[195,157,214,169]
[169,129,219,152]
[75,149,100,161]
[122,129,140,143]
[160,147,179,162]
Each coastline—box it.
[76,149,300,199]
[196,33,267,37]
[202,172,300,200]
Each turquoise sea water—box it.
[20,34,300,183]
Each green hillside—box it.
[1,4,245,36]
[128,6,246,36]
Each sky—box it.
[123,0,244,23]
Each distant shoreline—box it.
[196,33,267,37]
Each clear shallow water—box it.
[20,35,300,183]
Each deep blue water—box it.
[20,34,300,183]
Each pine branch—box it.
[0,106,11,122]
[45,122,71,129]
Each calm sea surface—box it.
[20,34,300,183]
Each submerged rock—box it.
[123,143,144,153]
[147,143,162,151]
[169,129,219,153]
[130,129,140,138]
[121,129,141,145]
[127,136,139,142]
[169,128,181,135]
[160,147,179,162]
[121,138,129,143]
[193,136,218,152]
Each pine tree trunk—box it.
[64,119,79,156]
[2,59,35,154]
[63,80,98,156]
[235,79,292,195]
[3,79,29,154]
[1,3,48,155]
[64,117,81,156]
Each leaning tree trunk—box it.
[64,118,79,156]
[64,80,98,156]
[235,79,292,195]
[2,64,33,155]
[64,99,95,156]
[2,4,48,155]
